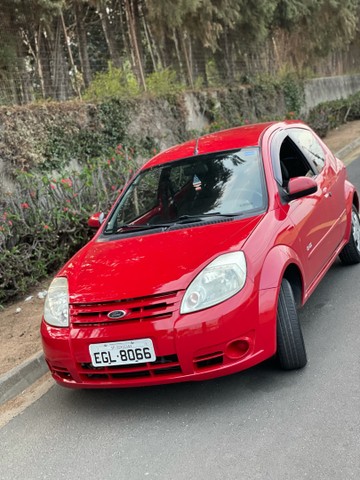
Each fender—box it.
[258,244,304,291]
[255,245,305,358]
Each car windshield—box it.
[104,148,266,234]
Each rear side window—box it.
[289,129,325,173]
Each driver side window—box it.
[279,136,315,188]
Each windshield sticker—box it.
[243,150,256,156]
[193,174,202,191]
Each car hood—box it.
[61,216,262,303]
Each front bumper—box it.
[41,286,278,388]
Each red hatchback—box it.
[41,121,360,388]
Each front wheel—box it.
[339,206,360,265]
[276,279,307,370]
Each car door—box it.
[289,128,347,255]
[271,128,346,287]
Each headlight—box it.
[180,252,247,314]
[44,277,69,327]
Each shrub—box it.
[0,144,140,304]
[83,62,140,101]
[42,99,133,171]
[307,93,360,137]
[146,69,184,96]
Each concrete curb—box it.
[1,136,360,407]
[335,137,360,160]
[0,351,48,406]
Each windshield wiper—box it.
[108,212,242,234]
[175,212,241,223]
[114,223,171,234]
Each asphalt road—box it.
[1,162,360,480]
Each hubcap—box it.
[352,210,360,253]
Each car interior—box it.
[279,136,315,188]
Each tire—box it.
[276,278,307,370]
[339,206,360,265]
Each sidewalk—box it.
[1,120,360,405]
[324,120,360,163]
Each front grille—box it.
[194,351,224,370]
[49,363,73,380]
[70,290,182,326]
[78,354,182,381]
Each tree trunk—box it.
[97,0,122,68]
[33,24,46,99]
[59,10,81,99]
[139,2,157,72]
[74,0,92,88]
[179,30,193,88]
[50,18,73,101]
[192,37,208,87]
[39,28,55,99]
[124,0,146,90]
[215,29,235,84]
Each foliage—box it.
[280,73,305,116]
[0,143,144,304]
[146,69,184,96]
[83,63,140,101]
[1,0,360,104]
[42,99,133,171]
[307,92,360,137]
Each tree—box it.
[73,0,92,87]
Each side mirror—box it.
[286,177,317,201]
[88,212,105,229]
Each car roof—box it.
[144,121,282,168]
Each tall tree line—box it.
[0,0,360,104]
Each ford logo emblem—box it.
[107,310,127,319]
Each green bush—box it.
[0,144,140,304]
[280,74,305,116]
[146,69,184,96]
[307,92,360,137]
[83,62,140,101]
[42,99,133,171]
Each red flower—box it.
[43,225,50,230]
[21,202,30,209]
[61,178,73,188]
[50,184,56,190]
[111,185,116,191]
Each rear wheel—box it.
[276,278,307,370]
[339,206,360,265]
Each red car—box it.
[41,121,360,389]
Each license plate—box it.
[89,339,156,367]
